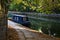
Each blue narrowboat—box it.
[12,14,30,26]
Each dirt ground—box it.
[7,26,60,40]
[7,26,20,40]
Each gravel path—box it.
[8,20,60,40]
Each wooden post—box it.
[0,0,8,40]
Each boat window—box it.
[16,17,18,21]
[23,17,26,21]
[14,17,17,20]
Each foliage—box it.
[29,16,60,38]
[9,0,60,14]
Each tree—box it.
[37,0,59,14]
[0,0,10,40]
[9,0,60,14]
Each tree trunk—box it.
[0,0,8,40]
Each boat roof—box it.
[13,14,27,17]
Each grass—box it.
[28,18,60,38]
